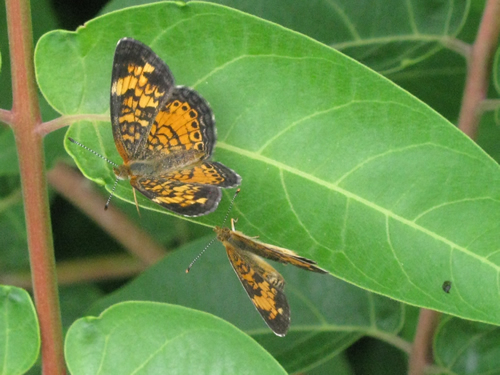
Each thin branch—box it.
[457,0,500,139]
[36,113,109,136]
[6,0,66,373]
[0,255,147,289]
[367,330,412,354]
[480,98,500,112]
[47,162,167,265]
[0,109,13,126]
[408,309,440,375]
[440,36,472,59]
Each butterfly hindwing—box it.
[161,161,241,188]
[138,86,216,160]
[130,176,222,217]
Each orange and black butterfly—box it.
[214,216,327,336]
[69,37,240,216]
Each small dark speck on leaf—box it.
[442,280,452,293]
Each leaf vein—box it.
[218,142,500,272]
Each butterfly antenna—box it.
[185,237,217,273]
[186,189,241,273]
[221,188,241,228]
[104,177,119,210]
[68,137,119,167]
[68,137,121,210]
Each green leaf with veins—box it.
[434,316,500,374]
[0,286,40,375]
[100,0,469,75]
[66,302,287,375]
[88,236,404,373]
[35,2,500,327]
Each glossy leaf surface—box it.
[35,2,500,327]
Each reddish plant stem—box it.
[5,0,66,374]
[408,309,440,375]
[47,162,167,265]
[457,0,500,138]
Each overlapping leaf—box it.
[0,286,40,375]
[88,236,404,373]
[434,316,500,373]
[66,301,287,375]
[101,0,469,74]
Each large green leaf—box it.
[101,0,469,75]
[477,112,500,165]
[98,0,471,123]
[306,352,353,375]
[434,316,500,373]
[35,2,500,327]
[389,48,466,122]
[0,286,40,375]
[65,301,287,375]
[88,236,404,373]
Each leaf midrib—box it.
[218,141,499,272]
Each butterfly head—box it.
[113,164,131,180]
[214,226,231,242]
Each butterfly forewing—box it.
[230,231,328,274]
[111,38,175,161]
[224,240,290,336]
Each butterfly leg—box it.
[133,188,141,218]
[230,218,238,231]
[230,218,259,238]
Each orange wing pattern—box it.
[224,240,290,336]
[138,86,216,159]
[110,38,174,161]
[131,176,221,217]
[214,224,327,336]
[108,38,241,217]
[162,162,241,188]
